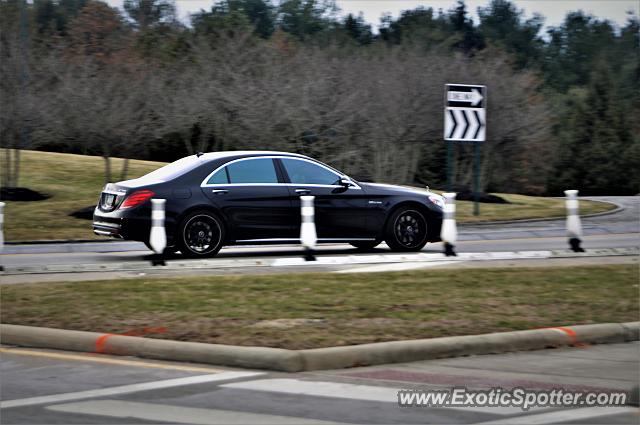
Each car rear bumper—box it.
[93,220,124,238]
[93,209,151,242]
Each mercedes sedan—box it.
[93,151,444,257]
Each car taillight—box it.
[120,190,155,209]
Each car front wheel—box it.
[178,211,225,258]
[385,208,429,252]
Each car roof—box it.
[198,151,310,162]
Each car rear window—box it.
[226,158,278,184]
[138,156,201,183]
[207,168,229,184]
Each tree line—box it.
[1,0,638,194]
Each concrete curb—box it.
[0,325,303,372]
[1,322,638,372]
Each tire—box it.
[384,207,429,252]
[349,240,382,251]
[177,211,225,258]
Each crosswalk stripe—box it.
[47,400,344,425]
[1,372,264,409]
[221,379,535,415]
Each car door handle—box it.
[211,189,228,195]
[295,188,311,195]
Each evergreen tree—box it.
[448,0,484,53]
[191,1,252,41]
[239,0,275,39]
[277,0,336,41]
[343,13,371,45]
[550,62,638,194]
[123,0,176,29]
[478,0,543,68]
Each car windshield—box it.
[137,156,201,183]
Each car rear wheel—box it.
[178,211,225,258]
[385,208,428,252]
[349,240,382,251]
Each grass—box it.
[2,150,615,241]
[1,265,637,349]
[453,193,613,223]
[2,150,163,241]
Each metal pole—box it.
[0,202,5,271]
[446,140,453,192]
[473,142,480,216]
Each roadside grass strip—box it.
[1,265,637,350]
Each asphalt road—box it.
[2,196,638,265]
[1,342,638,424]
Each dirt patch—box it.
[0,187,50,202]
[69,205,96,220]
[452,186,510,204]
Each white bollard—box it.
[0,202,4,271]
[150,199,167,265]
[564,189,584,252]
[440,193,457,256]
[300,195,317,261]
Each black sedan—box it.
[93,151,444,257]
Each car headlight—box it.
[428,194,445,209]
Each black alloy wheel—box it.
[385,208,429,252]
[178,211,225,258]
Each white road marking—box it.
[335,261,459,273]
[47,400,344,425]
[1,372,264,409]
[221,379,534,415]
[270,251,557,268]
[472,406,638,424]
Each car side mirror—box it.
[339,177,352,188]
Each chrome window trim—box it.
[102,189,126,195]
[200,155,361,190]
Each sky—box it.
[105,0,640,31]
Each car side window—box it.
[207,167,229,184]
[281,158,340,185]
[226,158,278,184]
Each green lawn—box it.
[1,265,637,349]
[3,150,163,241]
[2,150,614,241]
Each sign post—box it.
[444,84,487,215]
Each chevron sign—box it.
[444,84,486,142]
